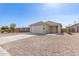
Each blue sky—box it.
[0,3,79,27]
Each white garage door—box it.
[30,25,45,34]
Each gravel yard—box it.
[1,33,79,56]
[0,33,25,37]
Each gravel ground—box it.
[0,47,10,56]
[0,33,25,37]
[1,33,79,56]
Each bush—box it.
[1,26,10,33]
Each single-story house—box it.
[18,27,30,32]
[67,23,79,33]
[14,27,30,32]
[29,21,62,34]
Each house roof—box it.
[68,23,79,28]
[72,23,79,26]
[46,21,61,26]
[30,21,62,26]
[29,21,46,26]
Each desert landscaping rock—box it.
[0,47,10,56]
[0,33,79,56]
[1,33,79,56]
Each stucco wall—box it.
[30,24,61,34]
[30,25,47,34]
[43,25,50,33]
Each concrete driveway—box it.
[0,34,35,44]
[0,33,35,56]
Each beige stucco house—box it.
[30,21,62,34]
[67,23,79,33]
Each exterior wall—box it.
[30,25,47,34]
[19,28,30,32]
[70,24,79,33]
[77,26,79,32]
[43,25,50,33]
[74,26,77,33]
[30,24,62,34]
[58,25,62,34]
[14,28,20,32]
[44,25,60,34]
[76,24,79,32]
[14,28,30,32]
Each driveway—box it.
[0,33,35,44]
[0,33,35,56]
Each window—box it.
[43,27,45,30]
[43,25,45,30]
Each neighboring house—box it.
[14,27,30,32]
[19,27,30,32]
[14,28,20,32]
[67,23,79,33]
[30,21,62,34]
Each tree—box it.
[1,26,10,33]
[10,24,16,32]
